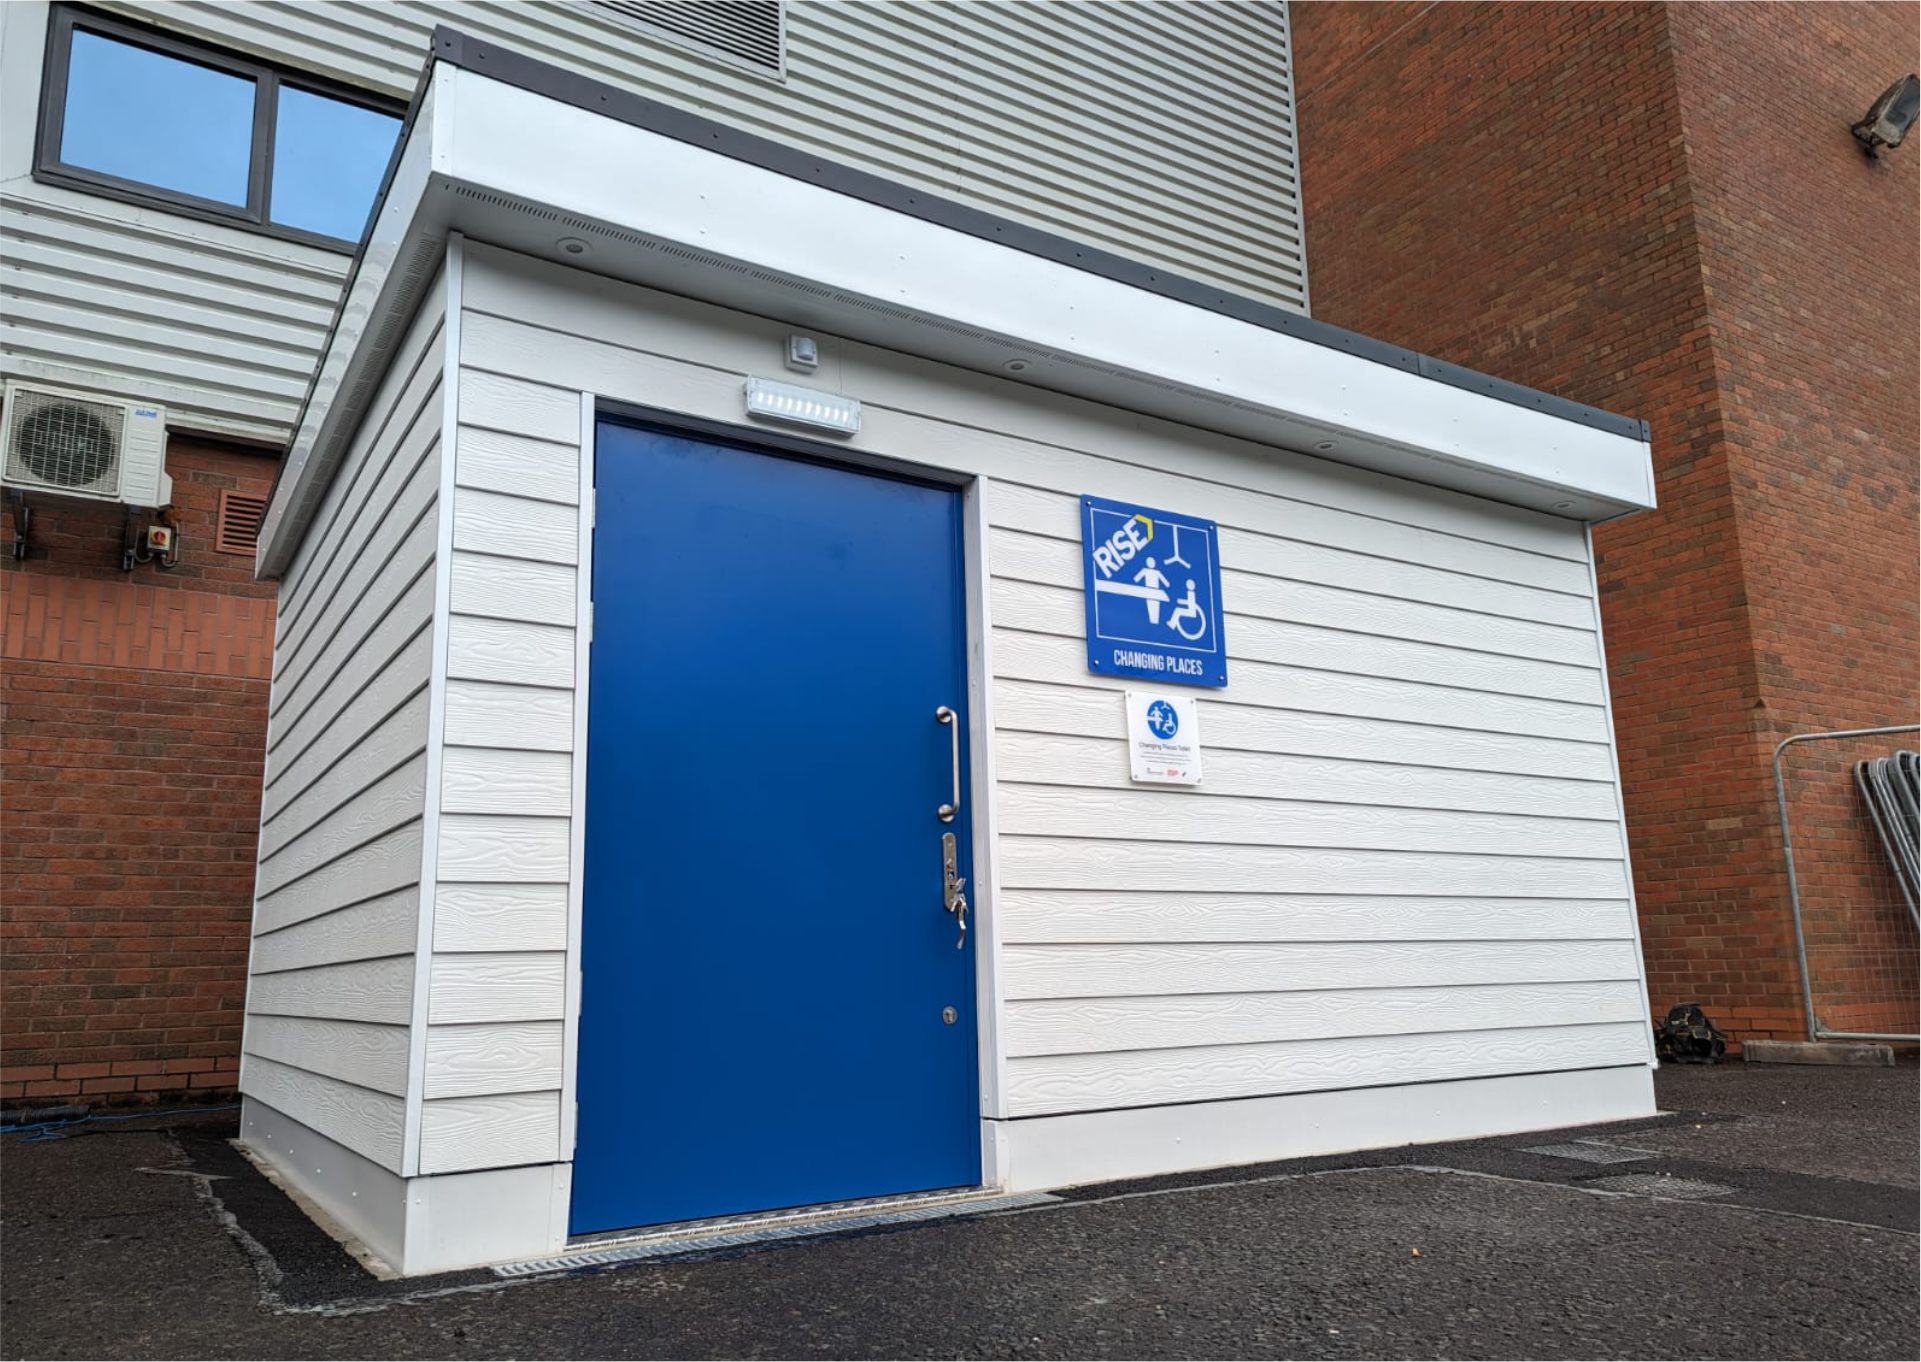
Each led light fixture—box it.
[743,377,862,435]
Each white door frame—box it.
[557,397,1009,1195]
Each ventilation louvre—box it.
[587,1,783,73]
[215,490,268,556]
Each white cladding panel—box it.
[239,273,447,1173]
[417,242,1649,1172]
[412,266,578,1175]
[1,0,1303,445]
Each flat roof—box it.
[427,27,1645,445]
[260,28,1654,574]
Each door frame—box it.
[559,395,1009,1210]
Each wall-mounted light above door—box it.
[743,377,862,435]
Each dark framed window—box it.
[35,5,404,252]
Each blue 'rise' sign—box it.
[1079,495,1227,688]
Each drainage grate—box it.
[494,1190,1059,1277]
[1523,1141,1654,1164]
[1586,1173,1732,1199]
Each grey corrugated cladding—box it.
[1,0,1304,444]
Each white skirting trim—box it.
[240,1096,410,1271]
[242,1066,1655,1274]
[993,1065,1659,1192]
[239,1097,571,1276]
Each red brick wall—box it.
[1,438,276,1105]
[1664,3,1920,1038]
[1292,1,1919,1041]
[1665,1,1919,728]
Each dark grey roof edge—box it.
[430,27,1648,444]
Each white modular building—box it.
[240,30,1660,1274]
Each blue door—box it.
[571,420,980,1235]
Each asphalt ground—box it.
[3,1062,1915,1360]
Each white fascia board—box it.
[442,70,1653,506]
[260,62,1655,573]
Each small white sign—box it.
[1125,691,1202,785]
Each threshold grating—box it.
[494,1190,1059,1277]
[1586,1173,1733,1199]
[1523,1141,1655,1164]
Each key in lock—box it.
[940,832,968,949]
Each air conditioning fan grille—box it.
[7,391,123,491]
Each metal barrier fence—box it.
[1774,725,1920,1042]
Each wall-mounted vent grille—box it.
[216,490,268,556]
[587,1,784,74]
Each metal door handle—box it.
[936,705,960,822]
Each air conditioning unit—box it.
[1,382,171,507]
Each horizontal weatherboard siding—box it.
[419,1092,562,1173]
[991,512,1600,631]
[996,892,1636,944]
[248,955,414,1025]
[1005,1023,1650,1116]
[248,890,420,974]
[245,1016,412,1095]
[994,841,1630,897]
[433,883,570,953]
[1004,980,1649,1058]
[447,243,1649,1139]
[239,276,447,1174]
[992,733,1623,819]
[252,823,425,938]
[995,784,1626,859]
[413,272,580,1176]
[992,680,1618,782]
[1000,941,1643,1001]
[242,1055,406,1167]
[424,1022,564,1099]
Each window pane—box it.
[270,87,402,242]
[60,29,255,206]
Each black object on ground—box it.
[1654,1002,1728,1064]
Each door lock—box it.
[940,831,968,950]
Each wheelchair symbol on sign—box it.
[1166,579,1207,641]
